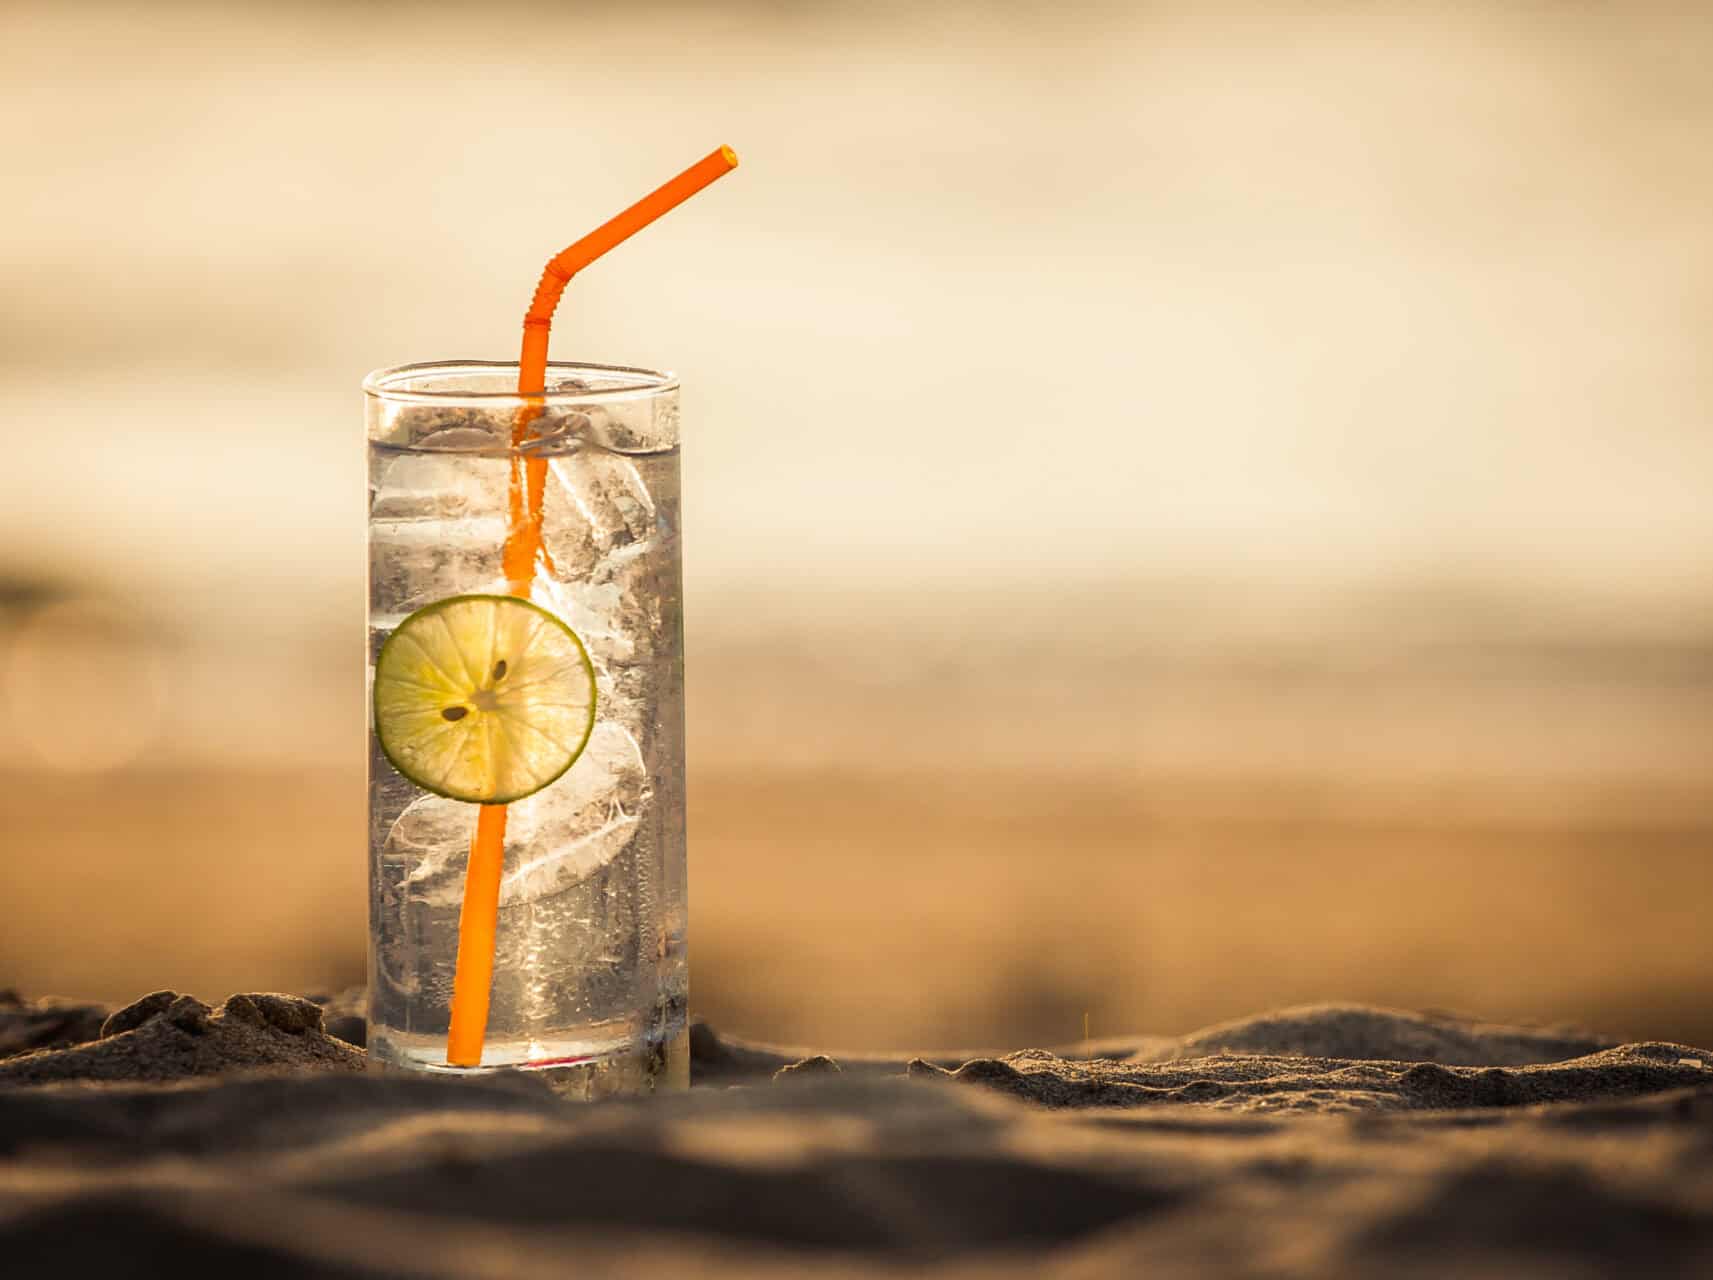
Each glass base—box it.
[368,1020,689,1100]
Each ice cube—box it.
[369,442,515,519]
[580,394,678,454]
[368,512,509,618]
[375,405,513,452]
[537,579,635,666]
[387,721,649,909]
[516,409,593,457]
[539,448,658,585]
[369,449,513,614]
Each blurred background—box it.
[2,0,1710,1050]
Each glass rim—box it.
[363,359,679,406]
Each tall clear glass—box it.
[364,361,687,1098]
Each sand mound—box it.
[0,991,364,1085]
[1131,1002,1613,1065]
[909,1041,1709,1112]
[688,1002,1619,1084]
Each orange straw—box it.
[446,145,739,1068]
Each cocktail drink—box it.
[363,149,734,1097]
[366,364,686,1095]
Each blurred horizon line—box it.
[3,565,1710,654]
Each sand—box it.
[0,990,107,1060]
[0,991,364,1087]
[3,995,1711,1276]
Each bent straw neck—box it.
[518,265,575,397]
[514,145,738,397]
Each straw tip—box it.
[719,144,739,169]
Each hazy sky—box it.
[3,0,1710,642]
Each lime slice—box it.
[374,594,596,804]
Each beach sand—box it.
[3,992,1711,1276]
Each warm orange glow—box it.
[3,600,169,773]
[446,146,739,1068]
